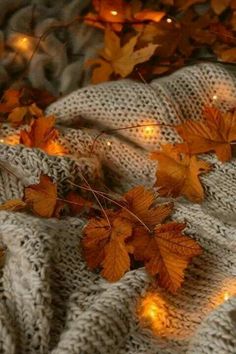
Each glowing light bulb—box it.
[15,36,31,53]
[212,95,218,101]
[107,141,112,146]
[138,293,167,333]
[144,126,154,137]
[166,18,172,23]
[110,10,118,16]
[224,292,229,301]
[0,139,4,143]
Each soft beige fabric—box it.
[0,63,235,353]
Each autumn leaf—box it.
[134,9,165,22]
[130,222,202,293]
[20,115,60,154]
[214,44,236,62]
[211,0,231,14]
[83,216,133,281]
[0,88,48,126]
[176,107,236,162]
[0,199,26,211]
[151,144,211,202]
[90,0,126,31]
[121,186,173,228]
[87,0,165,31]
[0,89,21,113]
[86,28,158,83]
[24,175,57,217]
[66,191,92,215]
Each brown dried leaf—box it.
[131,222,202,293]
[151,144,211,202]
[176,107,236,162]
[83,216,133,281]
[24,175,57,218]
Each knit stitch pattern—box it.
[0,63,235,353]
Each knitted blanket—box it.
[0,63,236,354]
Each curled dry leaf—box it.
[130,222,202,293]
[24,175,57,218]
[86,28,158,83]
[151,144,211,202]
[176,107,236,162]
[83,216,133,282]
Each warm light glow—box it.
[166,18,172,23]
[138,293,168,333]
[107,141,112,146]
[3,134,20,145]
[212,95,218,101]
[0,139,4,143]
[15,36,31,52]
[224,292,229,301]
[144,126,155,137]
[211,280,236,307]
[44,141,68,156]
[110,10,118,16]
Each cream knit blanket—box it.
[0,63,235,354]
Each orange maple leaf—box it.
[83,216,133,282]
[121,185,173,228]
[24,175,57,218]
[131,222,202,293]
[86,28,158,83]
[176,107,236,162]
[151,144,211,202]
[20,115,61,154]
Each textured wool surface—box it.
[0,63,236,353]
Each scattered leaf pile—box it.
[87,0,236,83]
[0,87,65,155]
[0,87,55,126]
[0,175,202,293]
[83,185,202,292]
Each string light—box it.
[138,293,168,333]
[0,139,4,143]
[224,292,229,301]
[110,10,118,16]
[107,141,112,146]
[144,126,154,137]
[166,18,172,23]
[15,36,31,51]
[212,94,218,101]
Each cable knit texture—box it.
[0,63,235,354]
